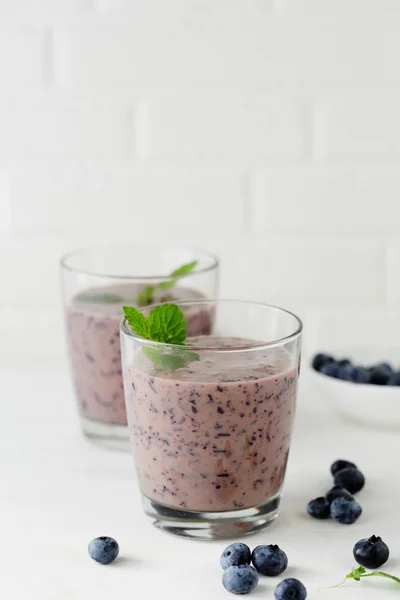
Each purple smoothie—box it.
[65,285,211,426]
[124,336,298,512]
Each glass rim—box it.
[120,299,303,353]
[59,243,219,280]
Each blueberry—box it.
[337,365,370,383]
[337,365,353,381]
[331,497,362,524]
[251,544,288,576]
[388,371,400,386]
[221,543,251,570]
[222,565,259,595]
[320,362,339,378]
[369,365,391,385]
[88,536,119,564]
[334,467,365,494]
[312,353,334,371]
[325,486,352,505]
[274,578,307,600]
[330,459,357,476]
[306,497,331,519]
[353,535,390,569]
[375,362,393,373]
[337,358,352,367]
[352,367,370,383]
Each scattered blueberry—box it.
[88,536,119,564]
[334,467,365,494]
[307,497,331,519]
[221,543,251,570]
[331,496,362,524]
[369,365,391,385]
[325,486,352,505]
[312,353,334,371]
[353,535,390,569]
[274,578,307,600]
[222,565,259,595]
[251,544,288,576]
[320,362,339,378]
[388,371,400,386]
[330,459,357,477]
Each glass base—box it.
[142,494,280,540]
[80,414,130,451]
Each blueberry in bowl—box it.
[309,347,400,429]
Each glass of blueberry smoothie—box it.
[120,299,302,539]
[60,245,219,450]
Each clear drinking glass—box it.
[121,299,302,539]
[60,244,219,450]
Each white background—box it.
[1,0,400,362]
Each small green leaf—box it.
[142,347,185,371]
[157,279,176,291]
[123,306,150,339]
[148,304,186,344]
[134,260,198,307]
[170,260,198,277]
[76,292,123,304]
[123,303,197,370]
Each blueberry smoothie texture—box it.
[65,285,211,426]
[125,337,298,512]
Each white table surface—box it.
[2,364,399,600]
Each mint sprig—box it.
[320,566,400,591]
[135,260,198,306]
[123,303,199,370]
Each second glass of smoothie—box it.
[60,245,219,449]
[121,299,302,539]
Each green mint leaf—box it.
[148,304,186,344]
[76,292,123,304]
[123,306,150,339]
[123,303,195,370]
[157,260,198,292]
[142,347,185,371]
[351,566,366,580]
[170,260,198,278]
[123,303,186,344]
[136,286,154,307]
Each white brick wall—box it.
[139,96,306,163]
[0,0,399,363]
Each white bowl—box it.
[307,347,400,429]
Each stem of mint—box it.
[319,566,400,591]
